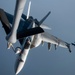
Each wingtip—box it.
[49,11,51,14]
[66,44,71,53]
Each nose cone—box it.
[15,59,25,75]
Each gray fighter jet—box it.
[0,0,71,74]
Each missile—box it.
[15,48,30,75]
[48,43,52,51]
[6,0,27,44]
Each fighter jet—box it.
[71,42,75,46]
[0,0,71,74]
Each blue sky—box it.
[0,0,75,75]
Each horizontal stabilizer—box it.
[17,27,44,39]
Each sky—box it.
[0,0,75,75]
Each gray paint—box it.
[0,0,75,75]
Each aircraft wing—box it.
[41,32,71,52]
